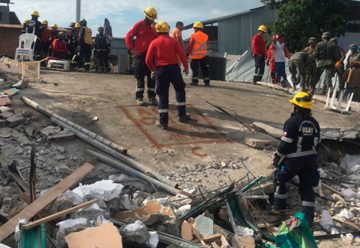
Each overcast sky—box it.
[11,0,263,38]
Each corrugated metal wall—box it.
[218,7,277,55]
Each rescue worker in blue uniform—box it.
[273,91,320,226]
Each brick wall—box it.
[0,25,22,58]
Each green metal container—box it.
[19,224,47,248]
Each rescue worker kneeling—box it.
[50,32,70,59]
[273,91,320,227]
[145,21,190,129]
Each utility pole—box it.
[76,0,81,22]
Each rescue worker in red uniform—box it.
[273,91,320,227]
[126,6,158,106]
[186,21,210,86]
[146,21,190,129]
[252,25,267,83]
[40,20,52,58]
[50,32,70,59]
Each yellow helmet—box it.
[41,19,48,25]
[23,19,30,24]
[155,21,170,33]
[75,22,81,28]
[144,6,157,21]
[258,25,267,33]
[51,24,58,28]
[290,91,313,109]
[193,21,204,29]
[31,10,40,17]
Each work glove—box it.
[273,153,281,167]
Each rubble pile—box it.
[1,70,360,247]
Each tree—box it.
[262,0,347,52]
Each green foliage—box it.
[265,0,347,52]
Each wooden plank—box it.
[322,183,344,197]
[22,199,98,230]
[0,162,94,242]
[333,216,360,231]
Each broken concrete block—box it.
[181,220,193,241]
[252,122,283,138]
[72,180,124,202]
[244,133,279,149]
[232,234,255,248]
[0,127,12,138]
[174,204,191,216]
[203,234,230,248]
[70,203,108,220]
[56,218,91,248]
[0,95,10,106]
[47,129,75,141]
[24,126,34,137]
[0,106,11,113]
[0,110,13,119]
[6,114,25,127]
[322,129,340,140]
[120,220,150,246]
[342,130,359,140]
[0,119,6,127]
[114,200,176,226]
[194,215,213,237]
[40,125,61,136]
[65,223,123,248]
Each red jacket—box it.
[41,29,52,44]
[51,39,68,57]
[252,33,266,56]
[145,34,189,72]
[125,20,158,55]
[267,45,276,73]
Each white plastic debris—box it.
[72,180,124,201]
[319,210,339,234]
[336,209,355,220]
[236,226,254,237]
[147,231,159,248]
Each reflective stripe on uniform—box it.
[136,88,144,92]
[192,77,199,80]
[274,193,287,199]
[313,137,319,150]
[296,137,303,152]
[148,88,155,92]
[281,136,293,143]
[286,150,317,158]
[176,102,186,106]
[276,151,284,157]
[203,77,210,80]
[159,109,168,113]
[302,201,315,207]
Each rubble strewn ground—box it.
[0,69,360,247]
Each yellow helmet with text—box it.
[155,21,170,33]
[144,6,157,21]
[258,25,267,33]
[290,91,313,109]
